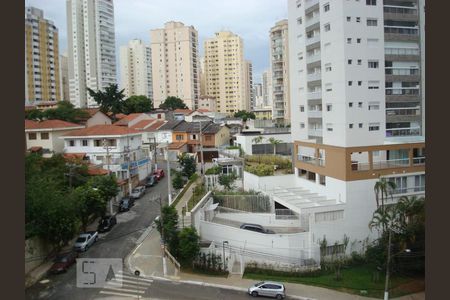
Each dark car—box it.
[119,198,135,212]
[49,251,78,274]
[145,175,157,187]
[240,223,275,234]
[153,169,165,181]
[97,215,117,233]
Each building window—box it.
[325,63,332,72]
[366,0,376,5]
[357,38,361,43]
[368,81,380,89]
[369,123,380,131]
[324,23,331,32]
[348,81,353,86]
[367,18,378,26]
[69,140,75,147]
[359,123,363,128]
[300,123,305,129]
[349,124,354,129]
[176,135,184,141]
[349,102,353,108]
[368,60,379,68]
[326,123,333,131]
[347,16,351,22]
[94,139,102,147]
[82,140,88,146]
[347,38,352,44]
[28,133,37,140]
[300,105,305,112]
[356,17,361,22]
[358,102,363,107]
[326,104,332,111]
[368,102,380,110]
[297,17,302,25]
[357,59,362,65]
[40,132,49,140]
[315,210,344,223]
[107,139,117,147]
[324,3,330,12]
[358,81,362,86]
[348,59,352,65]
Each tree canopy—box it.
[25,101,89,123]
[159,96,188,110]
[122,95,153,114]
[178,153,197,178]
[234,110,256,122]
[87,84,126,120]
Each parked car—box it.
[73,231,98,252]
[248,281,286,299]
[97,215,117,233]
[130,186,146,199]
[119,197,135,212]
[145,175,157,187]
[153,169,165,181]
[240,223,275,234]
[49,251,78,274]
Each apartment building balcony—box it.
[386,127,421,137]
[307,91,322,100]
[385,47,420,62]
[307,72,321,82]
[305,13,320,30]
[305,0,319,14]
[383,6,418,22]
[273,70,284,78]
[306,34,320,47]
[297,154,325,167]
[384,32,419,42]
[385,68,420,82]
[307,128,323,137]
[307,110,322,118]
[306,52,321,65]
[387,114,421,124]
[273,66,283,72]
[273,87,284,95]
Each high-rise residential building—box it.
[120,39,153,100]
[204,31,247,114]
[270,19,290,125]
[285,0,425,253]
[384,0,425,138]
[253,83,263,108]
[25,7,61,104]
[244,60,254,111]
[150,21,200,110]
[66,0,117,108]
[60,53,69,101]
[262,70,272,107]
[199,56,206,96]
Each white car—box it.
[73,231,98,252]
[248,281,286,299]
[130,186,146,199]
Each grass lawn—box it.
[243,265,424,299]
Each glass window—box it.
[82,140,88,146]
[69,140,75,147]
[28,133,37,140]
[367,18,378,26]
[40,132,49,140]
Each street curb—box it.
[125,223,155,275]
[149,275,315,300]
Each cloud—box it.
[26,0,287,82]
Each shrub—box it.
[205,166,221,175]
[226,145,240,150]
[245,155,292,169]
[245,164,274,176]
[172,173,184,190]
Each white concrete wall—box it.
[235,133,292,155]
[215,212,300,227]
[243,171,297,192]
[86,112,112,127]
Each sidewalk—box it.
[127,227,425,300]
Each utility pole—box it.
[384,229,392,300]
[199,120,205,176]
[125,128,133,196]
[158,193,167,276]
[103,139,113,215]
[166,146,172,205]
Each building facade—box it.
[253,83,263,108]
[198,96,217,112]
[262,70,272,107]
[285,0,425,253]
[244,60,254,111]
[120,39,153,100]
[270,19,291,125]
[66,0,117,108]
[60,53,70,101]
[25,7,61,104]
[204,31,247,114]
[150,21,200,109]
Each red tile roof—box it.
[197,109,210,113]
[141,120,166,132]
[25,119,83,130]
[168,142,187,150]
[129,119,156,130]
[28,146,43,152]
[63,153,86,159]
[114,113,146,125]
[63,125,141,137]
[87,167,110,176]
[174,109,193,115]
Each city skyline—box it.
[25,0,288,83]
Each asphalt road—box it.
[25,161,171,300]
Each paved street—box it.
[25,161,171,300]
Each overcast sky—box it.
[26,0,288,83]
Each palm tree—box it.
[374,178,397,211]
[268,137,282,156]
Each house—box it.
[198,96,217,112]
[25,119,85,157]
[61,125,152,195]
[156,120,183,145]
[113,113,154,127]
[173,109,193,121]
[185,110,213,123]
[79,108,112,127]
[131,119,167,162]
[252,107,272,120]
[147,109,172,121]
[171,121,230,162]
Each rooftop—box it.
[25,119,83,130]
[63,125,141,137]
[113,113,147,126]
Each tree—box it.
[218,173,237,190]
[155,205,180,256]
[87,84,126,120]
[87,175,119,202]
[234,110,256,122]
[374,178,397,210]
[159,96,188,110]
[268,137,282,155]
[44,101,89,123]
[172,173,184,190]
[178,153,197,178]
[122,95,153,114]
[72,186,106,231]
[25,108,44,120]
[177,227,200,267]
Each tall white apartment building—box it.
[270,19,291,126]
[253,83,263,108]
[284,0,425,252]
[150,21,200,110]
[66,0,117,108]
[262,70,273,107]
[25,7,61,104]
[244,60,254,111]
[120,39,153,100]
[204,31,247,114]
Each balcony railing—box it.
[306,52,321,64]
[383,5,418,15]
[392,185,425,195]
[308,110,322,118]
[298,154,325,166]
[307,72,322,82]
[385,68,419,76]
[307,91,322,100]
[307,128,323,137]
[386,127,421,137]
[413,156,425,165]
[386,107,420,116]
[305,0,319,10]
[384,26,419,35]
[305,13,320,27]
[373,158,410,169]
[306,34,320,46]
[385,88,419,96]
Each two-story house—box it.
[61,125,152,195]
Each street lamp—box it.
[222,241,229,271]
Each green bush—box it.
[245,155,292,169]
[205,166,221,175]
[172,173,184,190]
[189,173,199,181]
[226,145,240,150]
[245,164,274,176]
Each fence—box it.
[213,194,272,213]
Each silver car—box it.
[130,186,146,199]
[248,281,286,299]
